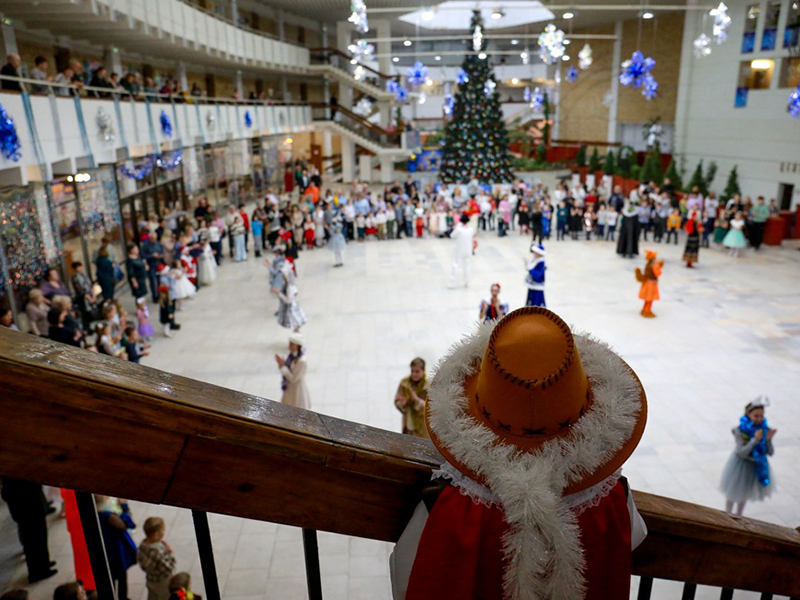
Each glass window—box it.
[738,59,775,90]
[779,56,800,87]
[762,1,781,50]
[742,4,760,53]
[76,167,125,275]
[786,0,800,48]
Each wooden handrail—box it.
[310,47,393,80]
[310,102,400,141]
[1,328,799,596]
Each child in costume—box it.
[168,573,201,600]
[136,297,155,342]
[276,261,307,332]
[303,215,315,250]
[390,307,648,600]
[394,357,429,439]
[96,496,137,600]
[328,215,346,267]
[479,283,509,322]
[720,397,776,516]
[682,210,702,268]
[524,244,546,307]
[723,211,748,257]
[635,250,664,318]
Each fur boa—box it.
[427,321,643,600]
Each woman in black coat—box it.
[125,243,148,300]
[95,248,116,301]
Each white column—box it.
[359,155,372,182]
[0,23,18,56]
[235,70,244,97]
[607,20,623,143]
[552,63,561,141]
[674,2,699,156]
[379,103,391,128]
[336,21,354,110]
[323,130,333,157]
[380,155,394,184]
[372,18,392,75]
[177,62,188,90]
[103,46,123,75]
[341,137,355,182]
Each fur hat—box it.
[530,243,546,256]
[289,332,305,347]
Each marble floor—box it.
[3,226,800,600]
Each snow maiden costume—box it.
[720,397,775,515]
[390,307,648,600]
[525,244,546,307]
[277,261,307,331]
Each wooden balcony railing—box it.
[1,328,799,600]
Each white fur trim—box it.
[427,321,642,600]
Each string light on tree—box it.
[693,33,712,58]
[710,2,731,43]
[538,24,566,64]
[578,44,593,69]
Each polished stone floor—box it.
[4,226,800,600]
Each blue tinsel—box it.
[789,84,800,118]
[245,110,253,128]
[160,110,172,137]
[156,149,183,171]
[0,102,22,162]
[407,61,429,87]
[456,69,469,85]
[566,66,578,83]
[119,157,155,180]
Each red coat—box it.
[405,481,632,600]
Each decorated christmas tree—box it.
[687,160,705,193]
[663,158,682,190]
[721,165,741,201]
[603,150,616,175]
[439,10,514,183]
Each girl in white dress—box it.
[197,236,217,286]
[172,259,196,307]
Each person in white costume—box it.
[447,214,475,289]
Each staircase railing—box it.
[310,47,393,81]
[1,328,799,600]
[310,102,401,149]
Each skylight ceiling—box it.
[399,0,555,30]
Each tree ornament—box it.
[566,66,578,82]
[0,101,22,162]
[693,33,712,58]
[710,2,731,44]
[96,107,115,142]
[456,69,470,85]
[789,84,800,118]
[484,79,497,97]
[407,62,429,87]
[348,0,369,33]
[538,24,566,64]
[578,44,593,69]
[443,83,455,116]
[160,110,172,137]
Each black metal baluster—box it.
[720,588,734,600]
[302,528,323,600]
[191,510,221,600]
[637,576,654,600]
[682,582,698,600]
[74,491,117,600]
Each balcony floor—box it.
[3,210,799,599]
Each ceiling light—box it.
[751,59,771,69]
[404,39,412,46]
[478,52,487,59]
[511,77,519,84]
[563,11,574,19]
[642,11,654,19]
[426,78,433,86]
[491,8,504,19]
[393,57,399,62]
[511,39,519,45]
[562,55,570,61]
[520,51,528,59]
[421,8,435,21]
[563,39,571,45]
[435,55,442,61]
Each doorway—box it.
[778,183,795,210]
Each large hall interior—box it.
[0,0,799,599]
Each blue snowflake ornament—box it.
[524,86,531,102]
[642,74,659,100]
[566,66,578,82]
[386,79,399,94]
[407,62,429,87]
[789,85,800,118]
[160,110,172,137]
[456,69,469,85]
[395,86,408,102]
[619,51,656,88]
[244,111,253,128]
[0,102,22,162]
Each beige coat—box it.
[280,354,310,409]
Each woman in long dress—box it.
[197,235,217,286]
[277,262,307,331]
[616,199,640,258]
[683,210,702,268]
[275,332,310,409]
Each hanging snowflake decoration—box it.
[386,79,399,94]
[566,66,579,82]
[642,74,659,100]
[354,65,365,81]
[531,87,545,111]
[578,44,593,70]
[206,111,216,131]
[443,83,455,116]
[348,39,375,63]
[418,92,426,105]
[160,110,172,138]
[348,0,369,34]
[710,2,731,44]
[620,51,656,88]
[789,84,800,118]
[473,24,483,52]
[395,86,408,102]
[524,86,531,102]
[96,107,115,142]
[456,69,470,85]
[693,33,712,58]
[538,24,566,65]
[407,62,429,87]
[484,79,497,98]
[244,110,253,128]
[353,97,373,116]
[0,102,22,162]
